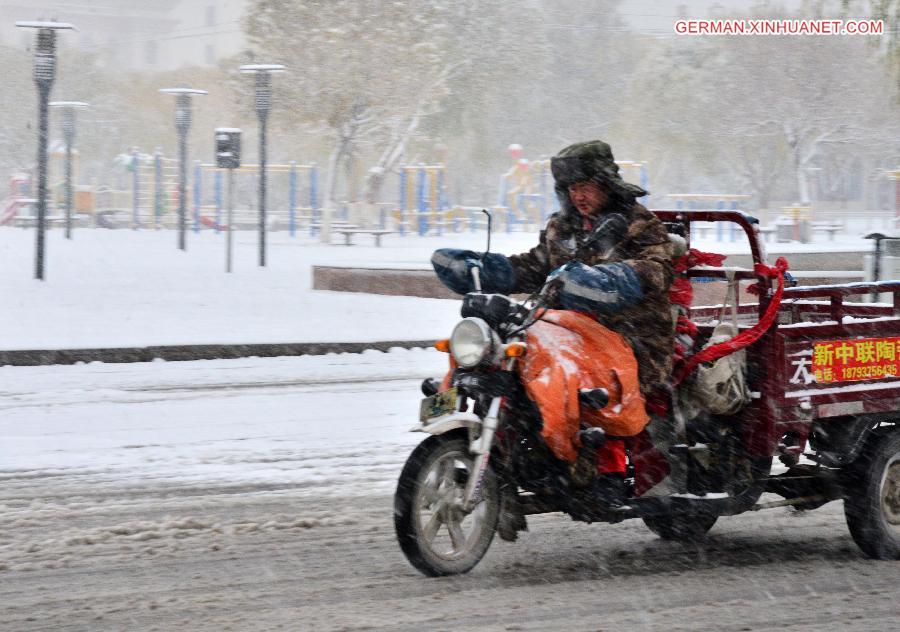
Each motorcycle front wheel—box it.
[394,431,500,576]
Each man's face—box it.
[567,181,609,217]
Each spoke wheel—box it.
[394,432,499,576]
[844,429,900,560]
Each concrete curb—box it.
[0,340,438,367]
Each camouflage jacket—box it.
[508,202,675,394]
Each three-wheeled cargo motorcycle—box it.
[394,210,900,576]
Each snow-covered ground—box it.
[1,228,463,350]
[0,348,446,495]
[0,225,873,350]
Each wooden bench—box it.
[334,228,394,247]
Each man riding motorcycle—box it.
[431,140,675,509]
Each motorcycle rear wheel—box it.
[843,428,900,560]
[394,432,500,576]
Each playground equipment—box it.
[667,193,750,242]
[617,160,650,200]
[124,149,319,235]
[123,148,179,229]
[775,204,815,242]
[497,158,557,231]
[495,143,552,232]
[497,144,650,233]
[194,161,318,236]
[0,174,36,226]
[379,150,652,237]
[0,196,38,226]
[393,163,451,236]
[3,167,94,228]
[767,204,846,243]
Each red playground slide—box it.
[0,197,23,225]
[199,215,228,231]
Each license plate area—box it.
[419,387,458,422]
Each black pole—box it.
[259,113,268,267]
[33,28,56,280]
[256,72,271,267]
[175,94,191,251]
[866,232,887,303]
[35,86,50,279]
[63,109,74,240]
[872,236,884,303]
[873,238,883,283]
[154,148,162,230]
[177,130,187,250]
[227,168,235,273]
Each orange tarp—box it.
[518,310,649,462]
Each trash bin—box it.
[774,215,794,242]
[865,236,900,303]
[798,219,812,243]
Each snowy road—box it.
[0,350,442,493]
[2,352,898,631]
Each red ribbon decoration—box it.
[669,249,728,308]
[672,256,789,386]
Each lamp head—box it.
[17,21,75,85]
[239,64,286,74]
[15,21,75,31]
[160,88,205,133]
[49,101,89,109]
[159,88,208,96]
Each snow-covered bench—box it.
[758,226,776,242]
[334,228,394,247]
[12,215,66,228]
[812,224,842,241]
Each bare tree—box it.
[616,29,897,210]
[244,0,477,239]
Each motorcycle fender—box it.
[411,411,483,436]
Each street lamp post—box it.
[16,21,75,281]
[49,101,88,240]
[159,87,207,251]
[240,64,285,267]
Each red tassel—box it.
[670,249,729,308]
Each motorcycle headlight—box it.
[449,317,493,368]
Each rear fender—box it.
[809,414,899,467]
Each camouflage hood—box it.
[550,140,648,219]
